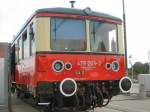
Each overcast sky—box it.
[0,0,150,64]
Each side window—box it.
[22,31,29,59]
[29,23,35,56]
[15,41,19,63]
[18,37,22,61]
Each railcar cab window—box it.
[51,18,86,51]
[90,21,118,53]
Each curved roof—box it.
[36,7,121,21]
[12,7,122,44]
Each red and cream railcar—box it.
[11,7,132,111]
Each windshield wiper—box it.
[53,18,66,40]
[92,22,103,43]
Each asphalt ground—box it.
[103,94,150,112]
[8,84,150,112]
[10,93,150,112]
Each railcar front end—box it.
[11,8,132,111]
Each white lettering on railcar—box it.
[77,60,102,69]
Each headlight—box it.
[52,60,64,72]
[111,61,120,72]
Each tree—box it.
[128,62,149,79]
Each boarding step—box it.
[38,102,50,106]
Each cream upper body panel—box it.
[35,17,50,52]
[34,17,124,54]
[34,17,90,52]
[117,24,125,54]
[86,20,90,52]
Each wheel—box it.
[16,90,21,98]
[102,92,110,107]
[24,93,30,98]
[97,92,104,107]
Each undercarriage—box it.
[35,80,120,111]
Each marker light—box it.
[65,62,72,70]
[105,63,111,70]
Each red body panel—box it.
[15,53,125,88]
[36,13,121,24]
[15,56,36,86]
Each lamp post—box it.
[129,55,133,80]
[122,0,128,75]
[148,50,150,74]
